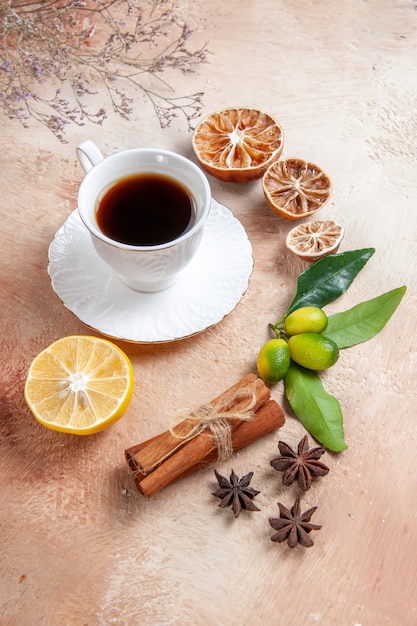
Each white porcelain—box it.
[76,140,211,292]
[48,199,253,343]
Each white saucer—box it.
[48,199,253,343]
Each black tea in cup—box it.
[96,173,195,246]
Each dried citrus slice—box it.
[263,158,332,219]
[192,108,284,182]
[24,335,134,435]
[286,220,344,262]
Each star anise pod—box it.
[269,497,321,548]
[270,434,329,491]
[212,469,261,518]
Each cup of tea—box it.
[76,140,211,292]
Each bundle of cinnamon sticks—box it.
[125,373,285,497]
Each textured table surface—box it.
[1,1,416,624]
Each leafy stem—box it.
[0,0,208,141]
[266,249,406,452]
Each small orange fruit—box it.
[284,307,328,335]
[257,338,291,384]
[288,333,339,371]
[262,158,332,220]
[192,108,284,182]
[286,220,344,262]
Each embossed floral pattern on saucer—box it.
[48,199,253,343]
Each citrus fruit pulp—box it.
[24,335,134,435]
[284,307,328,335]
[286,220,344,262]
[288,333,339,371]
[262,158,332,220]
[257,338,291,384]
[192,108,284,182]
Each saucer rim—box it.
[48,199,253,344]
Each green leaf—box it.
[325,286,407,349]
[285,248,375,317]
[284,363,347,452]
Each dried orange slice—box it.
[192,108,284,182]
[286,220,344,262]
[24,335,134,435]
[263,158,332,219]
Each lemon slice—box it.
[192,107,284,182]
[286,220,344,262]
[263,158,332,219]
[24,335,134,435]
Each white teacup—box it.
[76,140,211,292]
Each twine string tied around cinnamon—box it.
[132,389,258,475]
[169,389,257,462]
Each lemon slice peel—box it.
[24,335,134,435]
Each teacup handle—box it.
[76,140,104,173]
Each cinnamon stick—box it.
[125,373,270,476]
[135,398,285,498]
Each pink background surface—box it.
[1,1,416,624]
